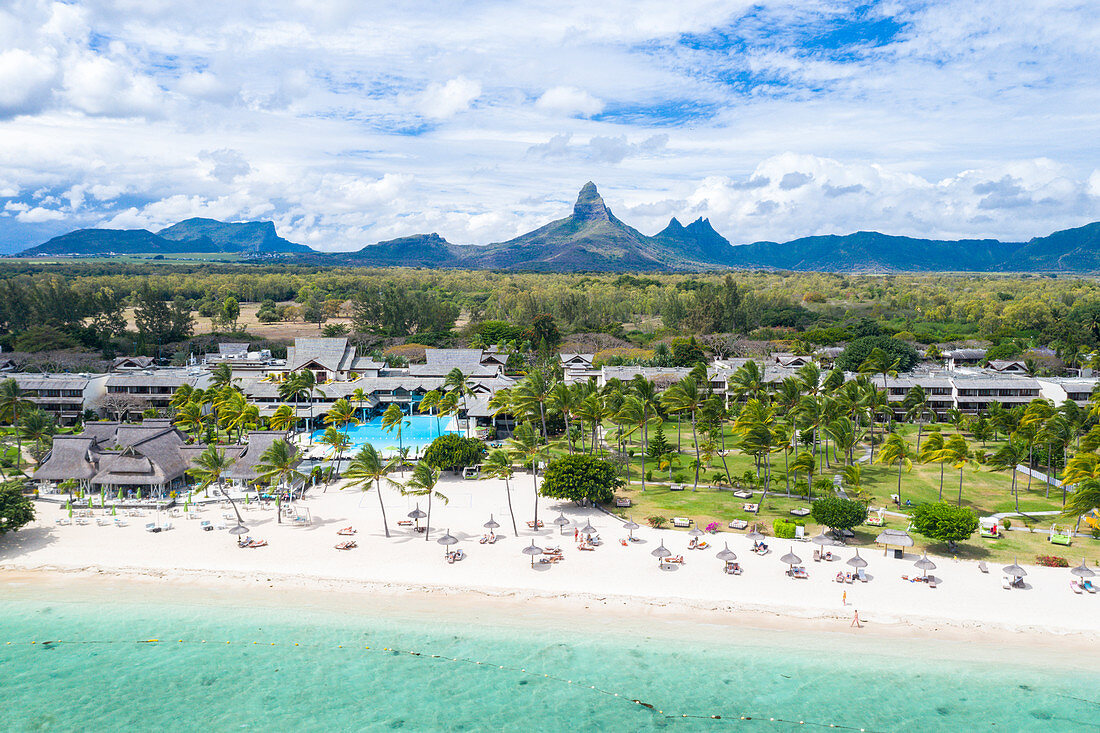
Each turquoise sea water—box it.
[311,414,458,453]
[2,587,1100,732]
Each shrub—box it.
[644,470,653,482]
[810,497,869,533]
[773,518,803,539]
[541,455,623,504]
[1035,555,1069,568]
[1002,518,1012,530]
[423,434,485,472]
[647,515,667,528]
[909,502,979,550]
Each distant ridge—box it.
[17,184,1100,272]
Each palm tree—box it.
[548,382,577,454]
[401,461,447,540]
[902,385,933,451]
[269,404,297,434]
[381,404,410,473]
[825,416,859,466]
[482,449,518,536]
[325,398,359,438]
[875,433,914,506]
[989,439,1028,512]
[919,431,947,499]
[790,451,816,498]
[513,370,554,442]
[257,438,305,524]
[842,464,863,498]
[210,363,237,391]
[1064,478,1100,533]
[188,443,233,498]
[319,426,352,487]
[937,434,973,507]
[858,347,899,390]
[729,360,765,401]
[351,387,369,424]
[575,391,606,455]
[18,409,56,463]
[508,421,545,529]
[343,444,396,537]
[417,389,443,438]
[173,401,206,439]
[170,384,196,411]
[0,379,33,471]
[444,368,472,436]
[661,376,704,489]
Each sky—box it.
[1,0,1099,252]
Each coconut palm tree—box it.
[169,384,196,411]
[482,449,518,536]
[729,360,765,401]
[0,378,33,471]
[187,443,233,498]
[631,376,662,491]
[790,450,816,498]
[508,421,545,530]
[343,444,396,537]
[319,426,352,487]
[18,409,56,463]
[269,404,297,434]
[257,438,305,524]
[902,385,933,451]
[661,376,704,489]
[936,434,973,507]
[417,389,443,438]
[351,387,369,423]
[989,438,1028,512]
[825,416,859,466]
[444,368,472,435]
[325,398,359,438]
[401,461,447,541]
[381,403,410,464]
[210,362,238,391]
[858,347,900,390]
[919,430,947,499]
[548,381,577,453]
[173,400,206,439]
[875,433,914,506]
[513,369,554,442]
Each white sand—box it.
[4,474,1100,642]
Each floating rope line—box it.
[7,639,878,731]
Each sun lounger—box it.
[1082,580,1097,594]
[814,549,822,562]
[733,490,752,499]
[670,484,684,491]
[55,518,70,526]
[96,517,110,526]
[335,540,357,550]
[397,520,413,526]
[672,517,692,527]
[526,520,545,528]
[1071,580,1084,594]
[114,519,127,527]
[927,577,937,588]
[742,503,759,513]
[1002,575,1012,589]
[337,527,357,536]
[614,498,631,507]
[978,561,989,573]
[857,568,868,582]
[791,566,808,579]
[247,539,267,548]
[728,519,749,530]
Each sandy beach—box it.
[4,475,1100,646]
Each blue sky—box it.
[1,0,1099,252]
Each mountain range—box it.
[15,183,1100,272]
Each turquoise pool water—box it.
[312,414,458,453]
[2,586,1099,732]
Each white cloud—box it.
[535,86,604,117]
[16,205,65,223]
[62,55,163,117]
[418,77,480,119]
[0,49,57,118]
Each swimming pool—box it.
[311,414,459,453]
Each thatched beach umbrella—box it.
[622,518,639,540]
[580,521,596,537]
[484,515,500,531]
[913,552,936,578]
[651,540,671,560]
[716,542,737,562]
[875,528,914,556]
[780,548,802,567]
[746,528,765,543]
[847,550,868,569]
[522,541,543,567]
[408,504,427,530]
[1002,557,1027,578]
[1071,559,1096,578]
[553,512,571,535]
[229,523,250,536]
[688,527,704,538]
[811,531,837,547]
[437,529,459,557]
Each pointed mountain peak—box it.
[685,216,717,233]
[572,181,611,222]
[664,216,684,231]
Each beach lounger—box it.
[1071,580,1084,594]
[742,503,759,513]
[670,484,684,491]
[55,518,71,526]
[978,561,989,574]
[614,498,631,507]
[672,517,692,527]
[526,520,545,528]
[814,549,822,562]
[248,539,267,548]
[1083,580,1097,594]
[927,577,937,588]
[337,527,357,536]
[1002,575,1012,589]
[791,567,808,579]
[96,517,110,526]
[397,520,413,527]
[114,519,127,527]
[335,541,357,550]
[857,568,868,583]
[728,519,749,530]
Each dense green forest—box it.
[1,260,1099,364]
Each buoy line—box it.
[7,639,879,731]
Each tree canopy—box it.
[909,502,979,548]
[809,496,869,533]
[0,481,35,535]
[835,335,920,373]
[540,454,623,504]
[423,433,486,472]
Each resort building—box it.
[283,338,384,382]
[9,372,108,425]
[950,374,1041,413]
[1036,377,1098,407]
[102,368,209,419]
[944,348,987,370]
[202,342,280,374]
[407,348,505,378]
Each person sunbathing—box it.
[688,537,698,549]
[337,526,357,536]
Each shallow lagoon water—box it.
[2,586,1099,732]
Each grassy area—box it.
[586,417,1098,564]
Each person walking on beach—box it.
[850,610,862,628]
[842,591,847,606]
